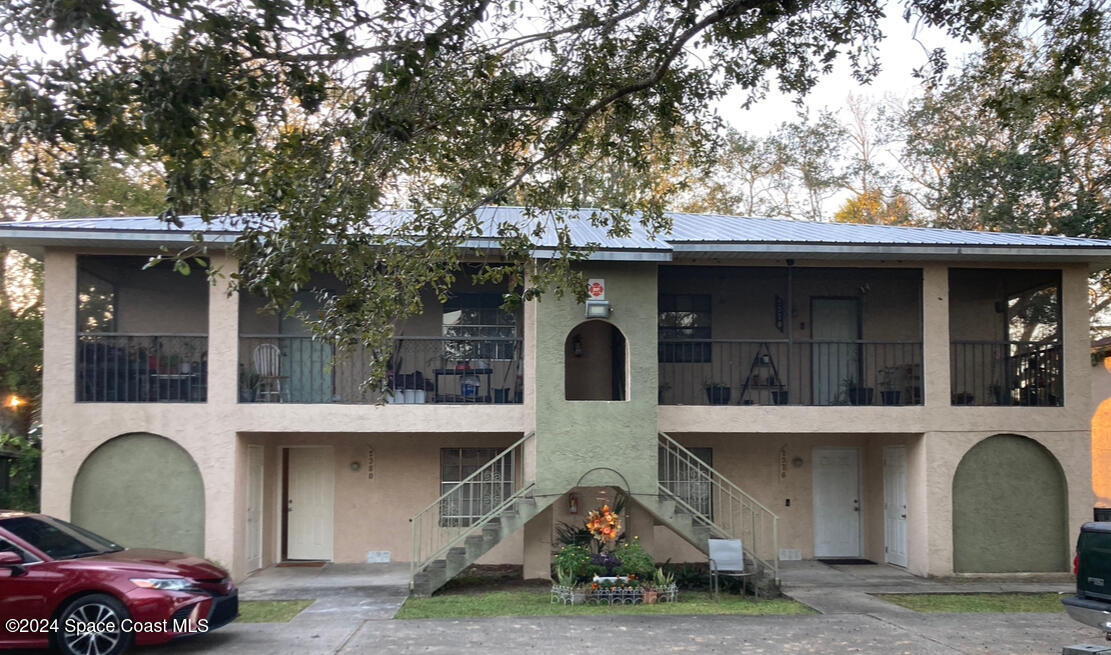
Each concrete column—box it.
[921,264,951,407]
[1062,264,1091,414]
[206,252,239,408]
[41,249,78,519]
[905,433,929,576]
[203,252,240,572]
[522,502,554,580]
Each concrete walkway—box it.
[779,559,1074,615]
[125,560,1101,655]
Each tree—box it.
[0,0,1070,386]
[895,2,1111,335]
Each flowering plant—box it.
[586,504,622,545]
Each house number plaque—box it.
[367,447,375,480]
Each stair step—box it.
[656,498,677,518]
[447,546,467,569]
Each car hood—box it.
[77,548,228,581]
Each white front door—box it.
[286,447,335,560]
[811,299,860,405]
[246,445,264,572]
[883,445,909,567]
[813,447,861,557]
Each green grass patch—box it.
[397,590,814,619]
[876,593,1066,614]
[237,600,314,623]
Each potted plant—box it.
[841,377,874,406]
[952,391,976,405]
[770,388,789,405]
[878,367,902,406]
[704,382,731,405]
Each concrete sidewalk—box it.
[130,560,1098,655]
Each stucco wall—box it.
[533,262,659,496]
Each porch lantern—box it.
[585,300,611,319]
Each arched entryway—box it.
[565,321,627,400]
[72,433,205,555]
[952,434,1067,572]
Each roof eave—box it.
[669,243,1111,270]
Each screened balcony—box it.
[76,255,208,402]
[238,278,523,404]
[657,266,923,406]
[949,269,1062,407]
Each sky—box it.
[718,6,981,135]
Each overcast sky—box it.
[718,7,981,134]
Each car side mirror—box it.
[0,551,26,576]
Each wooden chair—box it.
[252,343,286,402]
[709,538,758,599]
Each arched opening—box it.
[72,433,205,555]
[565,321,627,400]
[952,434,1067,572]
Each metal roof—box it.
[2,208,1111,266]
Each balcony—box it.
[658,339,922,406]
[77,334,208,402]
[950,341,1062,407]
[237,336,523,404]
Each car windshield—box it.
[0,516,124,560]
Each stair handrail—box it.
[409,431,535,585]
[659,432,780,583]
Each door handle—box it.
[900,514,906,519]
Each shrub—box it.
[615,539,655,581]
[591,551,621,577]
[553,545,593,582]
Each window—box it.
[443,293,517,361]
[440,448,514,527]
[658,294,712,362]
[658,447,713,519]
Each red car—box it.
[0,511,237,655]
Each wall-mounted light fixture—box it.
[585,299,611,318]
[350,461,362,472]
[572,334,584,357]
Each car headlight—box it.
[130,578,198,591]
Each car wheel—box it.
[55,594,134,655]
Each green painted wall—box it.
[72,433,206,555]
[534,262,659,498]
[952,434,1067,572]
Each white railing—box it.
[658,432,779,583]
[409,432,535,586]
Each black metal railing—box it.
[76,333,208,402]
[950,341,1063,407]
[238,336,523,404]
[658,339,923,406]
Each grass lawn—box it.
[238,600,315,623]
[876,593,1066,614]
[397,590,814,619]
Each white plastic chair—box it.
[709,538,758,599]
[253,343,286,402]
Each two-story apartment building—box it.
[2,209,1108,593]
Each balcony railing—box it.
[76,333,208,402]
[238,335,523,404]
[658,339,923,406]
[950,341,1062,407]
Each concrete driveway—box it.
[129,561,1102,655]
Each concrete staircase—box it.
[411,493,555,597]
[639,493,780,595]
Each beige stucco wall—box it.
[42,246,1097,580]
[237,431,524,572]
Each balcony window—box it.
[949,269,1062,406]
[659,294,712,363]
[442,293,517,361]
